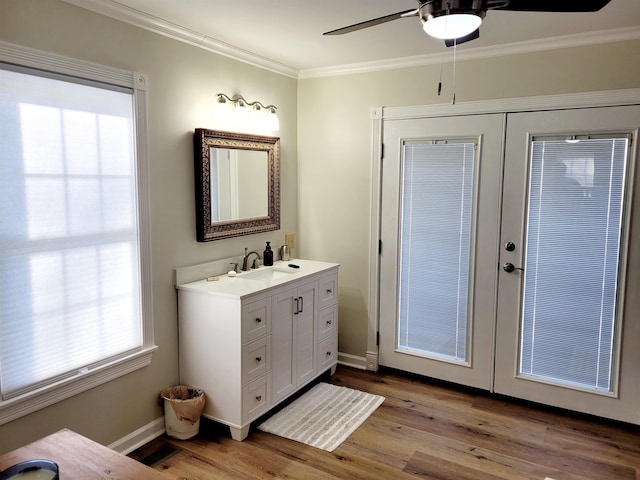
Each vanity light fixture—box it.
[216,93,279,131]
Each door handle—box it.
[503,262,524,273]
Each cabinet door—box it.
[295,281,316,386]
[271,287,296,403]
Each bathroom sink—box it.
[239,266,297,281]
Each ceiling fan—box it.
[324,0,612,47]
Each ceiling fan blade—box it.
[323,9,418,35]
[489,0,611,12]
[444,28,480,47]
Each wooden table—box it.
[0,428,165,479]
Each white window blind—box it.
[520,136,629,392]
[0,66,144,399]
[398,140,475,362]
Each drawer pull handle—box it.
[256,317,262,323]
[256,356,262,362]
[326,288,332,294]
[326,351,332,356]
[256,395,262,401]
[327,320,332,325]
[294,296,304,315]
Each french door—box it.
[378,105,640,423]
[379,114,505,390]
[494,106,640,422]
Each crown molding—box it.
[60,0,299,79]
[299,25,640,79]
[59,1,639,81]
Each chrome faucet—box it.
[242,248,262,271]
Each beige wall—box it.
[0,0,297,453]
[1,0,639,454]
[297,40,640,357]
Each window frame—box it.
[0,40,155,425]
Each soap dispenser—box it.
[263,241,274,266]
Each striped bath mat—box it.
[257,382,385,452]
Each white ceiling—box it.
[66,0,640,77]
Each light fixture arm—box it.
[217,93,277,113]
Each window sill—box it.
[0,346,158,426]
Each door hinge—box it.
[474,138,479,151]
[376,331,380,346]
[378,239,382,255]
[380,143,384,159]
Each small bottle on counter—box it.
[263,241,274,266]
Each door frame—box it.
[367,88,640,372]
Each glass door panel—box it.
[520,136,628,392]
[398,141,475,363]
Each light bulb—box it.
[249,105,265,130]
[265,109,280,131]
[214,97,233,126]
[233,101,249,129]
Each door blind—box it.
[398,140,476,362]
[520,136,629,391]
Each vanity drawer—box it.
[317,304,337,341]
[243,374,270,421]
[242,298,271,344]
[317,335,337,372]
[242,335,271,384]
[318,273,338,309]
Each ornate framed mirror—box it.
[194,129,280,241]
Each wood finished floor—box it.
[129,366,640,480]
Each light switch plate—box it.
[285,233,295,249]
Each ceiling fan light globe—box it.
[423,13,482,40]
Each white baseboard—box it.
[338,352,368,370]
[110,352,369,454]
[108,417,165,455]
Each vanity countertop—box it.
[176,259,339,299]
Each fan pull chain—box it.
[451,38,457,104]
[437,40,446,96]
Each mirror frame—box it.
[194,129,280,241]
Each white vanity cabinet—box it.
[176,259,339,441]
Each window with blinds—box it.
[398,140,476,362]
[0,59,152,408]
[520,136,629,392]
